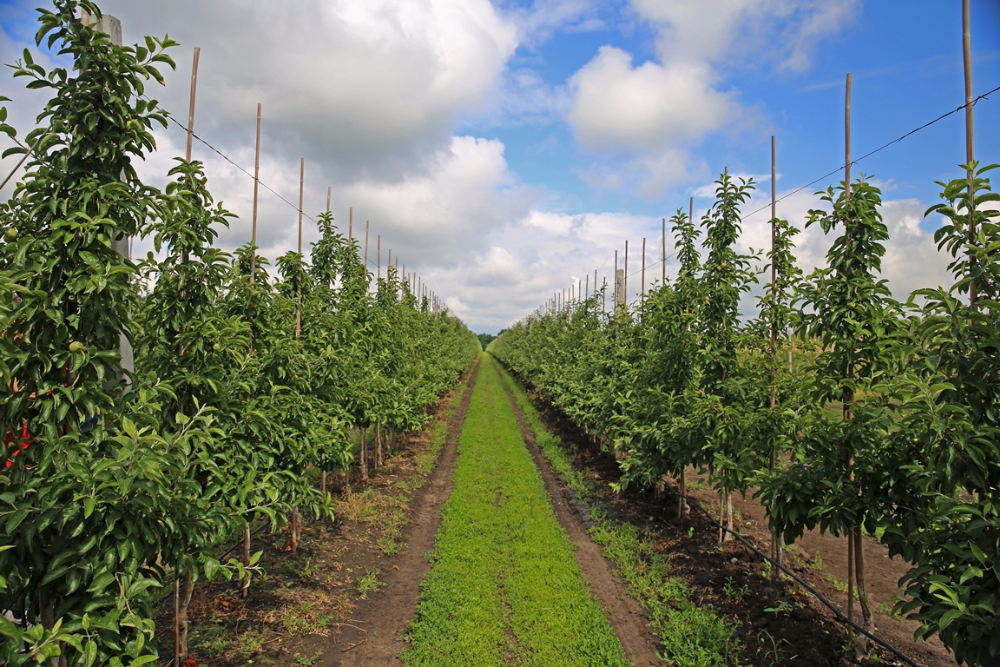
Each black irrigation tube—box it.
[152,519,272,609]
[658,478,920,667]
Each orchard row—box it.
[491,163,1000,666]
[0,2,479,665]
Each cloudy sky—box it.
[1,0,999,333]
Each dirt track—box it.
[327,358,479,666]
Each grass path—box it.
[403,355,629,667]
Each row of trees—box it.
[0,2,480,665]
[490,163,1000,665]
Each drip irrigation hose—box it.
[659,478,920,667]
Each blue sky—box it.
[467,0,1000,218]
[1,0,999,332]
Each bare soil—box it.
[322,358,478,666]
[494,365,663,666]
[513,381,960,667]
[155,361,478,667]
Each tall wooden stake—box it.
[843,72,873,647]
[326,186,331,213]
[641,237,646,303]
[295,158,304,342]
[290,158,305,550]
[662,217,666,284]
[770,134,783,575]
[251,103,261,282]
[185,47,200,163]
[624,240,628,306]
[846,74,852,198]
[964,0,977,308]
[845,72,855,634]
[174,46,201,664]
[349,207,353,242]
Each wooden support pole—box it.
[770,134,782,575]
[585,273,589,301]
[771,134,778,415]
[251,103,261,282]
[349,207,353,242]
[641,237,646,303]
[185,47,200,163]
[846,74,852,199]
[964,0,977,307]
[298,159,305,257]
[662,217,666,284]
[295,158,304,341]
[326,186,331,213]
[846,72,855,633]
[624,240,629,305]
[614,251,619,308]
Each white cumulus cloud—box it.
[564,0,860,199]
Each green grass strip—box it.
[493,361,742,667]
[404,355,629,667]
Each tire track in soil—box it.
[326,358,480,666]
[492,360,663,667]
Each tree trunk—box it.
[847,531,856,635]
[296,507,303,548]
[361,427,369,483]
[376,423,382,469]
[854,525,872,653]
[177,575,195,663]
[241,524,251,598]
[719,491,727,543]
[40,588,59,667]
[174,579,180,666]
[678,468,687,521]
